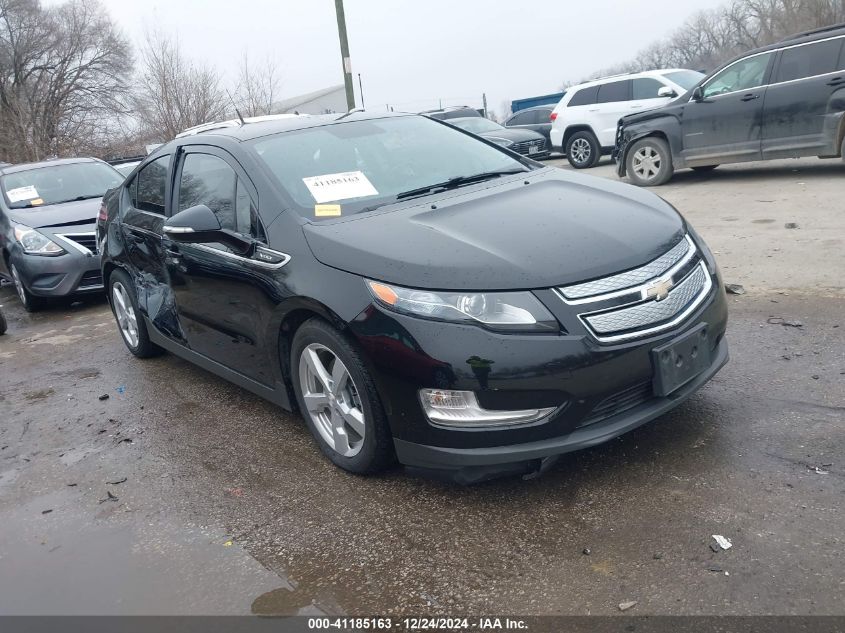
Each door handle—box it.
[740,93,759,102]
[827,77,843,86]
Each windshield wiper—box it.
[50,194,103,205]
[395,168,528,200]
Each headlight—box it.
[14,225,64,255]
[366,280,559,333]
[487,137,514,147]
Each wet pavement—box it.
[1,159,844,616]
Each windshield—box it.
[662,70,705,91]
[448,118,505,134]
[251,116,529,220]
[2,162,123,209]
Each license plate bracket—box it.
[651,324,711,396]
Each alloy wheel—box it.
[112,281,139,348]
[10,265,27,307]
[570,138,592,165]
[632,146,662,181]
[298,343,366,457]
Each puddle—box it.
[0,491,284,614]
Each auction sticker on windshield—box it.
[6,185,39,203]
[303,171,378,203]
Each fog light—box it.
[419,389,555,428]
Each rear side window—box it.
[177,153,264,241]
[508,111,534,125]
[633,78,667,99]
[133,156,169,214]
[775,38,844,83]
[596,80,630,103]
[567,86,599,107]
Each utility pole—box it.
[358,73,365,110]
[334,0,356,111]
[482,93,488,118]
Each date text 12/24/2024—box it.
[307,617,529,630]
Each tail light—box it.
[98,203,108,221]
[550,112,558,122]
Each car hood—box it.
[302,168,685,291]
[480,128,544,143]
[7,198,101,229]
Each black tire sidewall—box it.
[567,131,600,169]
[626,137,673,186]
[0,309,6,335]
[291,319,393,474]
[10,264,44,312]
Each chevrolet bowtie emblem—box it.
[644,278,673,302]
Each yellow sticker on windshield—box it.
[30,198,44,206]
[314,204,342,217]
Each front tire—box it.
[108,269,162,358]
[566,131,601,169]
[291,319,394,474]
[626,137,674,186]
[10,264,47,312]
[0,308,6,335]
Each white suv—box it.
[550,69,704,168]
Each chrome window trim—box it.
[185,242,291,269]
[55,232,97,256]
[689,34,845,102]
[558,235,697,306]
[578,262,713,344]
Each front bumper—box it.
[11,249,103,297]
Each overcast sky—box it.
[75,0,726,116]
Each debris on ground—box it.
[582,548,591,556]
[708,565,723,572]
[116,385,126,394]
[711,535,732,551]
[725,284,746,295]
[809,466,829,475]
[618,600,638,611]
[98,394,109,401]
[41,509,53,515]
[98,491,119,504]
[226,487,244,497]
[223,539,233,547]
[106,477,127,485]
[767,317,803,327]
[66,483,77,487]
[811,375,820,380]
[653,553,663,560]
[784,222,799,229]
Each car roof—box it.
[511,105,554,113]
[568,68,696,91]
[176,110,417,144]
[0,157,101,176]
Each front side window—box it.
[663,70,705,90]
[633,78,667,100]
[704,52,774,98]
[251,115,529,221]
[596,80,631,103]
[2,162,123,209]
[177,153,263,240]
[134,156,170,214]
[775,38,843,83]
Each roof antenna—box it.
[227,90,246,125]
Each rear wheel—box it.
[691,165,719,172]
[108,269,162,358]
[10,264,47,312]
[0,307,6,335]
[566,131,601,169]
[626,137,674,186]
[291,319,394,474]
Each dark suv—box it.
[615,24,845,186]
[99,112,728,483]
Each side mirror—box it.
[692,86,705,102]
[163,204,253,255]
[657,86,677,98]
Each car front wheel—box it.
[292,319,394,474]
[566,131,601,169]
[10,264,47,312]
[108,269,162,358]
[626,137,674,186]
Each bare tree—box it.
[577,0,845,83]
[234,52,281,117]
[0,0,132,163]
[134,30,227,141]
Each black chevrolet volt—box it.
[99,112,729,482]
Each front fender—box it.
[616,115,684,177]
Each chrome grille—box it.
[58,232,98,255]
[512,139,547,155]
[582,263,711,341]
[561,236,692,301]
